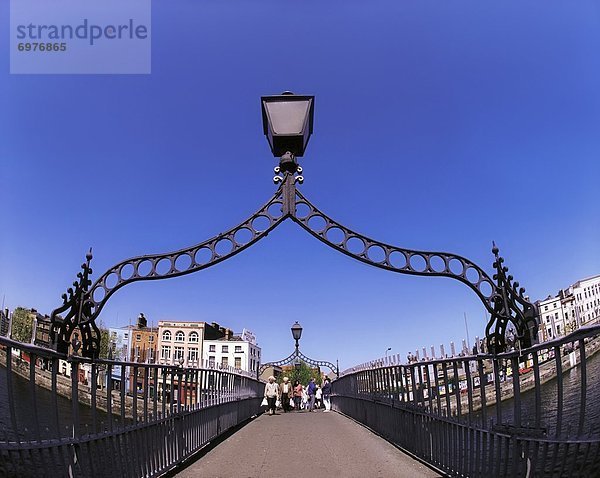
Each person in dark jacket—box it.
[307,378,317,412]
[280,376,293,412]
[322,378,332,412]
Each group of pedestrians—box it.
[263,376,332,415]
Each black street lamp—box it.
[260,321,338,379]
[291,321,303,350]
[261,92,314,159]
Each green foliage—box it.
[10,307,34,343]
[98,321,110,359]
[286,361,322,386]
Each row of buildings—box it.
[535,273,600,342]
[107,314,261,392]
[0,309,261,374]
[111,314,261,371]
[0,309,261,398]
[384,273,600,368]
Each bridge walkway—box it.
[174,409,442,478]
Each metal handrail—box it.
[0,337,264,477]
[332,326,600,477]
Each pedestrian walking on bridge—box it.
[307,378,317,412]
[322,378,332,412]
[280,377,293,412]
[264,376,279,415]
[293,380,303,411]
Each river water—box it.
[0,364,111,441]
[482,349,600,438]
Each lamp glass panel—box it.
[265,100,310,135]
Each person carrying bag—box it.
[264,376,279,415]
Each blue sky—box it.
[1,1,599,369]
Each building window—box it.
[189,331,199,343]
[222,345,228,353]
[136,334,142,341]
[221,357,228,367]
[148,335,154,343]
[188,347,198,361]
[174,346,184,361]
[544,305,548,311]
[234,357,241,368]
[209,356,215,366]
[175,331,185,342]
[161,346,171,360]
[553,303,557,308]
[235,346,242,353]
[162,331,171,342]
[209,344,216,352]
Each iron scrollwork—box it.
[52,171,539,358]
[259,348,339,378]
[51,187,287,358]
[486,243,539,353]
[291,188,538,354]
[50,249,101,358]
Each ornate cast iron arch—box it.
[51,170,538,359]
[50,187,287,357]
[259,349,339,378]
[290,188,538,355]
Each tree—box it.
[287,361,322,386]
[10,307,34,343]
[98,320,110,359]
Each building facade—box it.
[33,313,52,349]
[570,275,600,326]
[107,326,133,391]
[129,314,158,364]
[203,333,261,374]
[127,314,159,394]
[157,320,231,367]
[537,295,568,342]
[536,273,600,342]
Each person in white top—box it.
[315,385,322,409]
[264,376,279,415]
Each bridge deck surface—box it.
[175,410,442,478]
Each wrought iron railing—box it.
[0,336,263,477]
[332,325,600,477]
